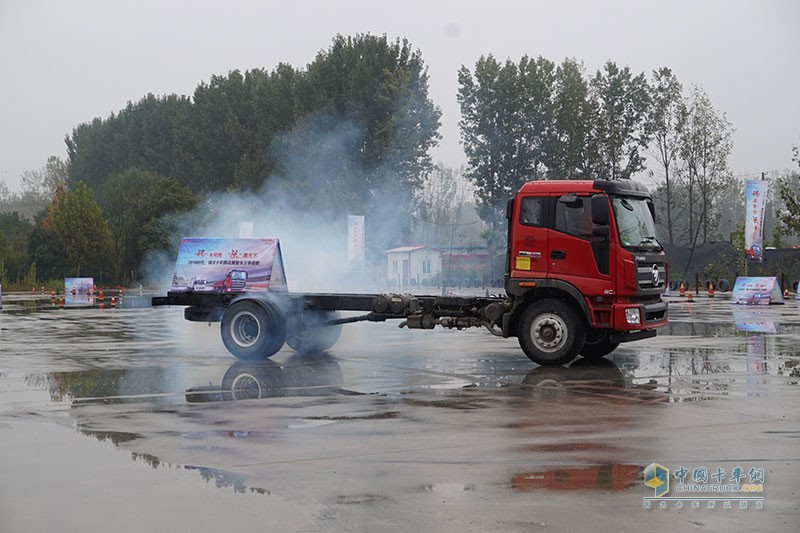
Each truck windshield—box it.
[611,197,661,251]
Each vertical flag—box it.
[744,180,768,262]
[347,215,365,266]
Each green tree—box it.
[649,67,684,244]
[458,55,554,234]
[0,212,33,284]
[101,168,197,282]
[588,61,652,180]
[777,146,800,237]
[66,94,193,193]
[678,85,734,244]
[543,58,593,179]
[42,182,113,277]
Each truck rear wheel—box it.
[286,310,343,353]
[518,299,585,366]
[221,299,286,360]
[579,329,620,359]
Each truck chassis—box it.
[152,287,660,366]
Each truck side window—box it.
[520,197,543,226]
[555,196,593,238]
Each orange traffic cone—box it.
[708,281,715,298]
[679,281,686,297]
[785,288,790,299]
[687,291,694,303]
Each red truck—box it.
[152,179,668,366]
[213,269,248,293]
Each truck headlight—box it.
[625,308,641,325]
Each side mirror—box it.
[591,195,609,225]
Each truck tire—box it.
[518,299,585,366]
[221,298,286,360]
[579,328,620,359]
[285,310,343,353]
[221,360,286,400]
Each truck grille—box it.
[637,260,667,291]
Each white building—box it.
[385,246,443,288]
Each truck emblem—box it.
[651,264,660,286]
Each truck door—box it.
[510,196,549,278]
[548,194,612,291]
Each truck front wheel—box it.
[221,299,286,360]
[518,299,585,366]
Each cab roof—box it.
[517,179,651,197]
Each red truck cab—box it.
[505,179,668,364]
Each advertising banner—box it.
[170,238,286,293]
[347,215,365,265]
[730,276,783,305]
[65,277,94,305]
[744,179,768,261]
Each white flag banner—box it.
[744,180,768,262]
[347,215,365,265]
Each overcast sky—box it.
[1,0,798,192]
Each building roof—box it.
[385,245,441,254]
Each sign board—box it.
[65,277,94,305]
[347,215,365,265]
[730,276,784,305]
[170,238,286,293]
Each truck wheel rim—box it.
[532,313,567,353]
[231,311,261,348]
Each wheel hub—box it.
[231,311,260,347]
[533,315,566,352]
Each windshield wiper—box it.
[637,236,662,251]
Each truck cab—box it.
[505,179,668,364]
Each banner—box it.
[744,179,768,261]
[730,276,784,305]
[347,215,365,265]
[170,238,286,293]
[65,277,94,305]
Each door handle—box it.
[551,250,566,260]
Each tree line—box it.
[1,34,798,288]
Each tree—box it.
[0,212,33,284]
[588,61,652,180]
[649,67,684,244]
[777,146,800,237]
[41,182,113,277]
[101,168,197,281]
[458,55,554,234]
[543,58,593,179]
[678,85,734,244]
[413,164,474,245]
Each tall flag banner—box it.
[744,179,768,262]
[348,215,365,265]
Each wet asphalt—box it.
[1,290,799,532]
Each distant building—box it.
[385,246,443,288]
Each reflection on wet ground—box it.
[2,292,800,531]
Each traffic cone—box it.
[785,288,790,299]
[708,281,715,298]
[111,296,116,307]
[687,291,694,303]
[679,281,686,297]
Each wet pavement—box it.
[1,290,799,532]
